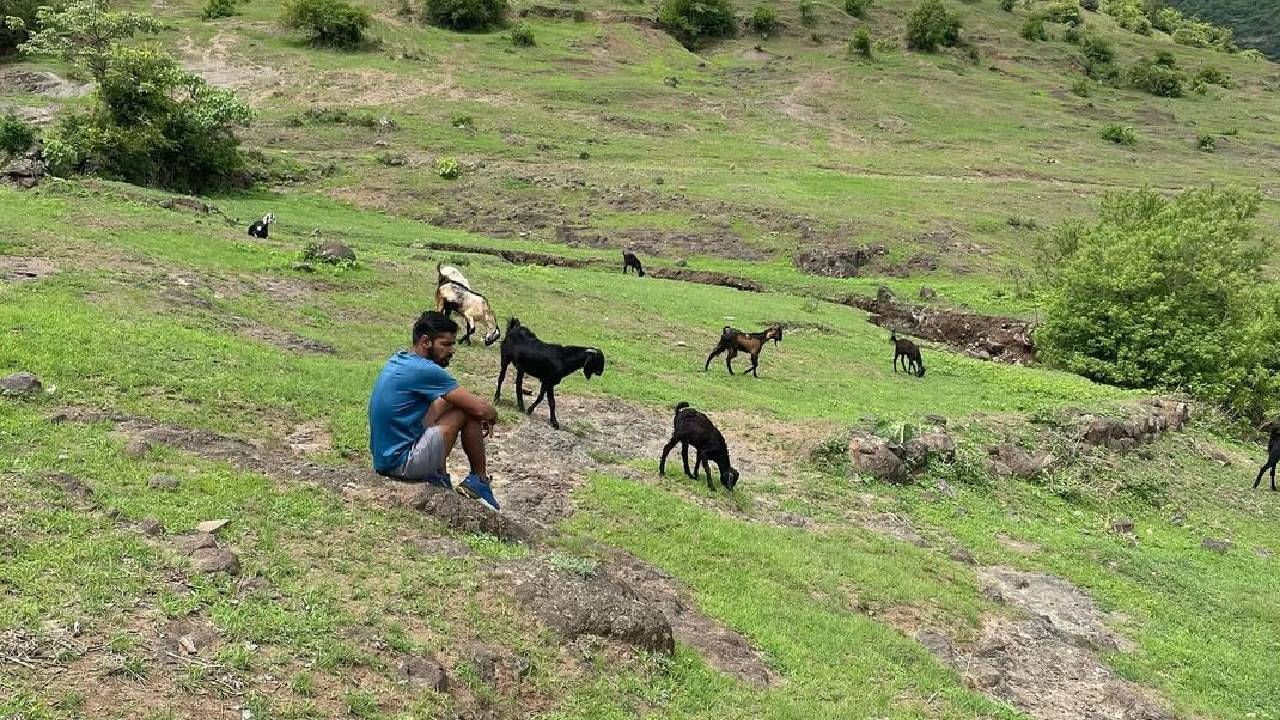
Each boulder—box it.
[847,432,908,483]
[138,518,165,537]
[1,151,47,189]
[191,548,240,575]
[1201,538,1232,554]
[0,372,42,397]
[148,474,180,490]
[398,655,449,692]
[988,444,1054,479]
[402,485,532,543]
[174,532,218,553]
[310,241,356,264]
[901,429,957,472]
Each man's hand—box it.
[443,386,498,424]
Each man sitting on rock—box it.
[369,310,500,510]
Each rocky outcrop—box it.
[840,287,1036,364]
[1075,399,1189,452]
[848,427,956,483]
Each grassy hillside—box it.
[4,0,1280,719]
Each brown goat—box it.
[704,325,782,378]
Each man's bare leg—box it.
[431,408,487,478]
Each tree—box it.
[1037,187,1280,420]
[16,0,251,191]
[283,0,370,47]
[906,0,960,52]
[658,0,736,49]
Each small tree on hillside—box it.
[1037,187,1280,420]
[283,0,371,47]
[658,0,736,49]
[906,0,960,52]
[424,0,506,30]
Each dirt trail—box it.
[179,31,282,101]
[777,72,872,152]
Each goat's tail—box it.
[674,401,691,417]
[890,331,898,343]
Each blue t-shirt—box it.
[368,351,459,472]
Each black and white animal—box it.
[622,251,646,277]
[704,325,782,377]
[494,318,606,429]
[892,332,926,377]
[1254,425,1280,491]
[435,264,500,346]
[659,402,739,491]
[247,213,275,239]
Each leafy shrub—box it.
[1079,31,1115,79]
[509,21,534,45]
[1063,23,1081,43]
[202,0,238,20]
[843,0,870,18]
[657,0,735,49]
[435,156,460,179]
[798,0,814,25]
[450,113,473,129]
[1128,55,1184,97]
[1197,133,1216,151]
[849,26,872,58]
[424,0,506,30]
[1070,77,1092,97]
[0,0,49,55]
[1239,49,1265,62]
[1021,17,1047,41]
[905,0,960,52]
[1100,123,1136,145]
[283,0,371,47]
[1037,188,1280,421]
[1042,1,1081,25]
[1195,65,1230,87]
[1079,0,1097,10]
[747,4,777,34]
[18,1,251,192]
[1000,0,1014,11]
[0,113,35,155]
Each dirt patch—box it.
[559,226,768,262]
[0,68,92,98]
[285,421,333,455]
[793,246,887,278]
[179,30,282,101]
[840,288,1035,364]
[646,267,762,291]
[0,256,58,283]
[913,567,1172,720]
[415,242,593,269]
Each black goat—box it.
[494,318,606,429]
[248,212,274,239]
[1254,425,1280,491]
[704,325,782,378]
[622,251,646,277]
[659,402,739,491]
[892,332,926,377]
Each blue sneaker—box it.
[457,473,500,511]
[425,472,452,490]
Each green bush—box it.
[798,0,814,25]
[849,26,872,58]
[0,113,35,155]
[283,0,371,47]
[843,0,870,18]
[0,0,50,55]
[435,156,460,179]
[747,4,778,34]
[202,0,238,20]
[1063,23,1081,43]
[1042,1,1081,25]
[1021,17,1047,41]
[1197,133,1216,151]
[657,0,736,49]
[1037,187,1280,421]
[1079,31,1115,79]
[1128,55,1185,97]
[423,0,506,29]
[1195,65,1230,87]
[905,0,960,52]
[1100,123,1136,145]
[509,21,534,45]
[1079,0,1098,10]
[1000,0,1014,11]
[1070,77,1092,97]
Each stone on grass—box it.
[148,474,180,490]
[399,655,449,692]
[139,518,165,537]
[192,548,240,575]
[0,372,42,397]
[1201,538,1232,554]
[847,432,907,483]
[1111,518,1135,535]
[174,532,218,553]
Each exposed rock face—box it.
[402,485,532,543]
[1076,399,1190,451]
[0,372,42,396]
[988,444,1055,478]
[309,241,357,264]
[1,151,47,189]
[842,288,1036,364]
[848,428,956,483]
[792,245,887,278]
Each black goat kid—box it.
[1254,426,1280,491]
[494,318,606,429]
[892,332,926,377]
[704,325,782,378]
[659,402,739,491]
[622,251,645,277]
[247,212,274,239]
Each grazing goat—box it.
[435,264,500,346]
[704,325,782,378]
[892,332,926,377]
[494,318,606,429]
[1254,425,1280,491]
[247,213,274,239]
[622,251,645,277]
[659,402,739,491]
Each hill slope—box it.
[3,1,1280,719]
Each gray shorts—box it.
[386,425,448,484]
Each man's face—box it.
[417,333,456,367]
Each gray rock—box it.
[919,286,938,300]
[1111,518,1135,535]
[123,437,154,459]
[901,429,956,472]
[399,656,449,692]
[847,432,908,483]
[138,518,165,537]
[948,547,977,565]
[402,485,532,543]
[1,151,46,189]
[467,644,531,689]
[148,474,180,490]
[988,444,1054,479]
[1201,537,1232,554]
[310,241,356,264]
[0,372,42,397]
[191,548,240,575]
[174,532,218,553]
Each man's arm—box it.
[443,386,497,423]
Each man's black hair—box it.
[413,311,459,344]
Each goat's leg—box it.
[704,346,725,371]
[461,319,474,345]
[528,384,547,413]
[1254,459,1272,489]
[513,369,528,411]
[546,386,559,429]
[494,358,509,403]
[659,437,679,476]
[1272,463,1277,492]
[701,456,714,489]
[893,352,900,373]
[681,443,693,479]
[749,352,760,378]
[725,350,736,375]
